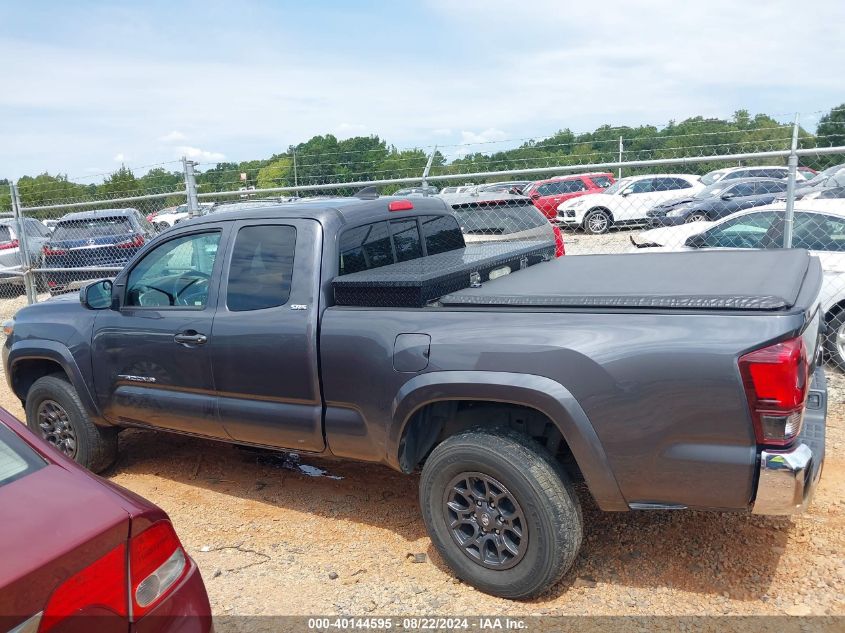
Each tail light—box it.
[116,235,145,249]
[38,520,187,630]
[388,200,414,212]
[42,245,67,257]
[0,239,19,251]
[129,521,188,618]
[552,225,565,257]
[739,337,809,447]
[39,543,127,631]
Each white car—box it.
[699,165,805,186]
[556,174,703,234]
[153,202,214,229]
[630,200,845,367]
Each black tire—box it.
[583,209,611,234]
[419,428,583,599]
[824,312,845,370]
[25,374,118,473]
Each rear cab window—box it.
[338,214,464,275]
[0,423,46,488]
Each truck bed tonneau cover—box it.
[440,249,820,311]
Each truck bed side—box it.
[319,306,810,511]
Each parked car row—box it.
[631,198,845,367]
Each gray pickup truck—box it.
[3,195,827,599]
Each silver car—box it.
[0,218,52,293]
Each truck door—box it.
[91,226,229,438]
[209,219,325,452]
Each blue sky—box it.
[1,0,843,180]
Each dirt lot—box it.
[0,238,842,627]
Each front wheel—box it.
[419,428,583,599]
[25,375,118,472]
[583,210,611,234]
[685,212,708,223]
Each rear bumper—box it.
[751,365,826,515]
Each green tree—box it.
[817,103,845,148]
[101,165,138,197]
[257,156,293,189]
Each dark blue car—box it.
[647,178,787,227]
[41,208,156,295]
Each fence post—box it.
[292,148,299,197]
[182,156,199,218]
[782,114,800,248]
[421,146,437,189]
[618,136,624,179]
[10,184,37,304]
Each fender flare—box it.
[389,370,628,511]
[7,340,105,424]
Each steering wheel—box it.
[174,271,211,306]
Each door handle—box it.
[174,331,207,346]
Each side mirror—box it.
[721,192,736,200]
[685,233,708,248]
[80,279,115,310]
[530,191,540,199]
[621,190,632,197]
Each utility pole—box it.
[782,114,800,248]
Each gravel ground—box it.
[0,239,842,628]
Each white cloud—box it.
[112,153,126,162]
[158,130,187,143]
[459,129,508,145]
[334,122,367,138]
[1,0,843,178]
[176,146,225,162]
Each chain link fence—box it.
[5,114,845,371]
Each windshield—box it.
[52,217,133,241]
[700,170,728,186]
[602,178,633,195]
[804,165,845,187]
[696,182,730,198]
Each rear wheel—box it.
[419,428,583,599]
[583,209,610,234]
[686,212,708,223]
[25,375,118,472]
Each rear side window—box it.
[339,221,393,275]
[0,423,45,488]
[227,225,296,311]
[420,215,464,255]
